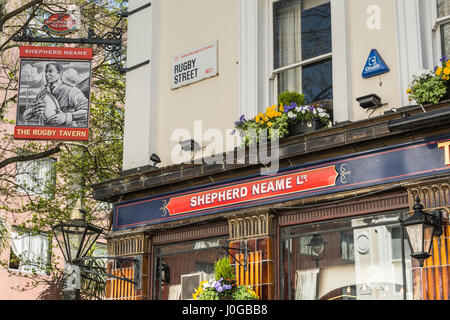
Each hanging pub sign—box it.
[14,46,93,141]
[43,13,78,36]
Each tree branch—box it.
[0,0,43,30]
[0,143,63,170]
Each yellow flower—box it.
[446,60,450,67]
[436,67,443,75]
[406,88,412,94]
[279,104,284,112]
[444,67,450,75]
[267,122,272,127]
[255,116,260,123]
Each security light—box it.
[356,94,383,109]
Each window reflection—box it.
[153,237,227,300]
[281,212,413,300]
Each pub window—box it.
[272,0,332,105]
[153,237,228,300]
[436,0,450,57]
[280,211,414,300]
[16,158,56,196]
[8,227,50,275]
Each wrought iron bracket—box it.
[11,9,130,73]
[120,2,152,18]
[119,59,150,74]
[75,255,142,290]
[221,242,248,272]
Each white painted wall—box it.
[123,0,239,169]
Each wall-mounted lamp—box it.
[150,153,161,167]
[399,197,446,267]
[179,139,201,152]
[356,94,383,109]
[160,260,170,284]
[308,234,326,257]
[179,139,202,162]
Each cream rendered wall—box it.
[347,0,401,121]
[157,0,240,166]
[123,0,239,170]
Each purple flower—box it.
[441,56,448,62]
[234,115,247,126]
[284,102,297,113]
[215,281,224,292]
[223,284,232,290]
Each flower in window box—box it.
[407,65,448,105]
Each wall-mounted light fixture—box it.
[356,94,383,109]
[399,197,446,267]
[179,139,201,152]
[308,234,326,257]
[150,153,161,167]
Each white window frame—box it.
[432,0,450,62]
[238,0,351,124]
[269,0,333,102]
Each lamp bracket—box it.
[75,255,142,289]
[120,2,152,17]
[220,242,248,272]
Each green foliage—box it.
[407,70,447,105]
[193,257,258,301]
[0,0,127,300]
[214,256,235,281]
[232,285,259,300]
[277,91,305,106]
[234,105,290,147]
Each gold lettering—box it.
[438,141,450,166]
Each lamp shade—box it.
[52,200,102,264]
[309,234,326,256]
[52,219,102,264]
[401,197,436,267]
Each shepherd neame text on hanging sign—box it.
[171,41,218,89]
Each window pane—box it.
[274,0,331,69]
[154,238,228,300]
[441,22,450,57]
[9,229,49,275]
[302,58,332,103]
[301,1,331,61]
[274,0,302,69]
[277,58,332,104]
[16,158,55,195]
[281,212,413,300]
[437,0,450,17]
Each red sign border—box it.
[14,126,89,141]
[19,46,93,60]
[43,13,77,35]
